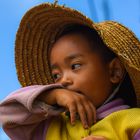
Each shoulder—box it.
[115,108,140,118]
[105,108,140,121]
[92,108,140,139]
[104,108,140,132]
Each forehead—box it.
[49,34,102,68]
[51,34,94,56]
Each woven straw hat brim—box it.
[15,3,140,106]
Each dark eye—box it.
[52,73,61,81]
[71,64,81,70]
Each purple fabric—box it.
[42,117,54,140]
[96,99,130,120]
[0,84,64,140]
[97,98,125,114]
[31,118,53,140]
[133,129,140,140]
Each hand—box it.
[81,135,107,140]
[38,88,96,129]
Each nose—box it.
[60,73,73,88]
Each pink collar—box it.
[96,98,130,120]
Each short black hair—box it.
[54,24,136,107]
[55,24,116,64]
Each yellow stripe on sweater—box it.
[46,108,140,140]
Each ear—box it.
[109,58,125,84]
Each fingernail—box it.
[71,121,75,125]
[84,124,89,129]
[89,123,92,127]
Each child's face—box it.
[50,34,113,107]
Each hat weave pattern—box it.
[15,3,140,106]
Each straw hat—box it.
[15,3,140,106]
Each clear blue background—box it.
[0,0,140,139]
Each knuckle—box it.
[78,107,85,112]
[76,97,81,102]
[69,100,75,105]
[67,98,75,105]
[70,106,76,112]
[79,94,86,99]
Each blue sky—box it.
[0,0,140,139]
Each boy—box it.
[0,3,140,140]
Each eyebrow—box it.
[51,53,84,69]
[65,53,84,61]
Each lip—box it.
[70,89,83,95]
[76,90,83,94]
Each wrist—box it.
[38,89,58,105]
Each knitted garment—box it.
[46,108,140,140]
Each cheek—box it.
[85,65,108,83]
[80,64,110,91]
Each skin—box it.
[38,33,125,139]
[50,34,113,107]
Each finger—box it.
[83,101,94,127]
[68,102,77,125]
[88,102,96,123]
[91,136,106,140]
[76,102,88,129]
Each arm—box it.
[0,84,64,140]
[0,84,97,139]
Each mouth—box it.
[73,90,83,95]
